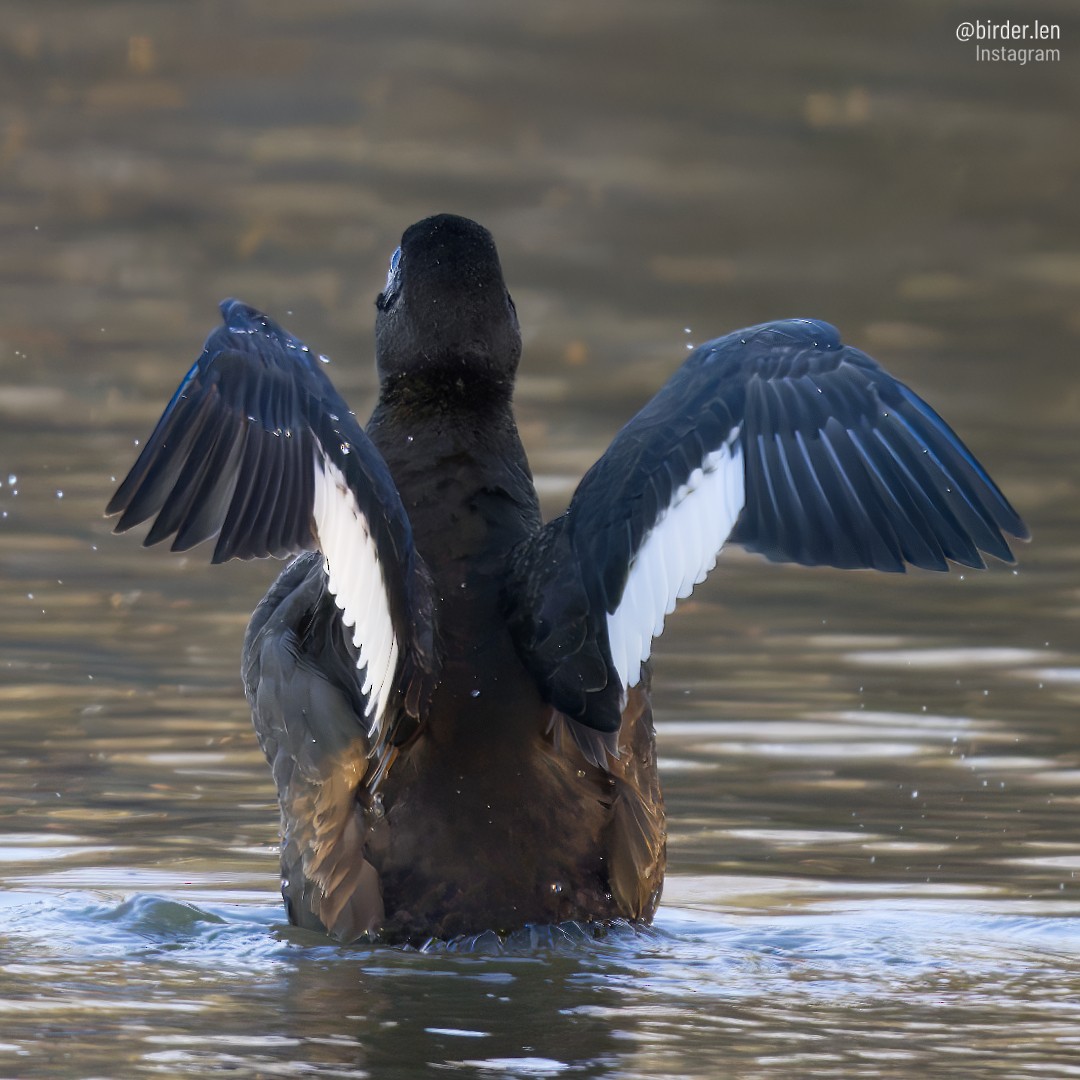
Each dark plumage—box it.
[108,213,1027,943]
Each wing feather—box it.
[108,299,438,752]
[508,318,1026,734]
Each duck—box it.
[107,213,1028,944]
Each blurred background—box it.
[1,2,1079,1077]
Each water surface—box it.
[1,2,1079,1076]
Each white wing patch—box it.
[606,431,745,691]
[311,450,399,734]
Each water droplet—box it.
[7,475,16,485]
[576,769,586,779]
[340,443,351,455]
[550,882,563,895]
[470,689,480,699]
[55,490,63,499]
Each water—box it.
[2,1,1079,1076]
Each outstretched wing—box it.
[107,299,437,749]
[508,318,1028,735]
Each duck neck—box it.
[367,375,542,621]
[375,365,514,416]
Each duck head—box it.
[375,214,521,397]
